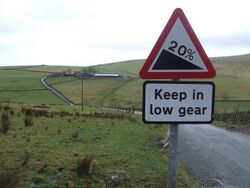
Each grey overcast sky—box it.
[1,0,250,66]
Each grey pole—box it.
[168,123,179,188]
[168,78,179,188]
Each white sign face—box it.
[143,81,215,123]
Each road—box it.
[40,76,74,106]
[177,124,250,188]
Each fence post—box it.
[222,107,227,122]
[233,105,240,123]
[132,105,135,114]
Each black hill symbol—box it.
[152,49,203,70]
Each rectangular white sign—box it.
[143,81,215,123]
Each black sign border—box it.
[142,81,215,124]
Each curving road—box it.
[40,76,74,106]
[177,124,250,188]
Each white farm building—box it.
[93,73,121,78]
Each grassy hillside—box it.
[94,54,250,79]
[22,65,83,73]
[0,65,83,73]
[0,70,46,90]
[0,69,64,105]
[96,60,144,77]
[46,54,250,112]
[0,53,249,111]
[47,77,141,107]
[211,54,250,79]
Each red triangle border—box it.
[139,8,216,79]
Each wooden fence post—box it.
[233,105,240,123]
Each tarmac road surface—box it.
[177,124,250,188]
[40,76,74,106]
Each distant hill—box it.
[95,53,250,79]
[95,60,144,77]
[0,53,249,109]
[1,53,249,79]
[211,54,250,79]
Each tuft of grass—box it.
[22,151,31,167]
[1,106,11,134]
[72,131,80,140]
[24,109,33,127]
[25,136,31,143]
[24,116,33,127]
[76,154,95,176]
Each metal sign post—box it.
[168,123,179,188]
[168,78,179,188]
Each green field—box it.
[0,54,250,110]
[50,78,141,107]
[46,55,250,112]
[211,54,250,79]
[0,70,46,90]
[0,69,65,105]
[96,60,144,77]
[0,106,198,187]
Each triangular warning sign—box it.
[140,8,216,79]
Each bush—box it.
[76,154,95,176]
[1,108,11,134]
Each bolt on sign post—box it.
[139,8,216,188]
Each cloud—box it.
[1,0,250,66]
[0,23,16,34]
[0,0,162,66]
[203,33,250,48]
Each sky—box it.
[1,0,250,67]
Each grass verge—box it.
[0,105,198,187]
